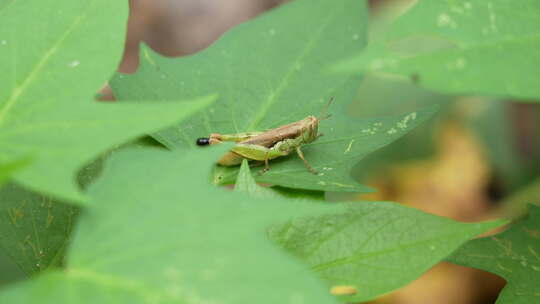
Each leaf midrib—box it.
[245,2,345,130]
[311,226,487,272]
[0,1,98,126]
[387,32,540,64]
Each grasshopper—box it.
[196,98,333,174]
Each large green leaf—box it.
[0,147,350,304]
[0,0,216,203]
[270,203,505,302]
[334,0,540,101]
[111,0,433,193]
[448,205,540,304]
[0,184,77,275]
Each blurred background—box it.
[3,0,540,303]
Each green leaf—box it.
[270,202,506,302]
[346,74,452,182]
[0,249,25,286]
[234,159,277,198]
[235,160,326,200]
[0,139,171,277]
[112,0,435,193]
[0,159,29,187]
[270,186,326,201]
[0,0,216,203]
[334,0,540,101]
[236,159,329,202]
[448,205,540,304]
[0,147,348,303]
[0,184,77,275]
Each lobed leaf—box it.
[111,0,434,193]
[0,147,348,304]
[334,0,540,101]
[270,202,506,302]
[0,0,215,203]
[448,205,540,304]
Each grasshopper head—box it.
[302,97,333,143]
[301,115,320,143]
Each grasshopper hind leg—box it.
[230,144,287,175]
[261,153,271,174]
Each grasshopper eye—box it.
[196,137,211,146]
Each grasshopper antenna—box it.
[318,96,334,120]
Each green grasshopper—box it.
[196,98,333,174]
